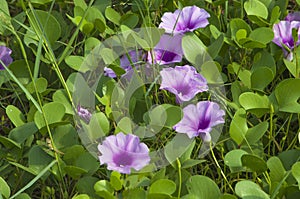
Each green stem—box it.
[176,158,182,199]
[210,142,235,193]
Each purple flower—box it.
[159,6,210,35]
[273,21,300,60]
[104,50,144,78]
[77,105,92,123]
[98,132,150,174]
[160,65,208,103]
[285,12,300,22]
[0,46,13,70]
[173,101,225,142]
[147,34,183,65]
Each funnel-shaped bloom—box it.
[273,20,300,60]
[173,101,225,142]
[159,6,210,35]
[285,12,300,22]
[160,65,208,103]
[147,34,183,65]
[0,46,13,70]
[98,133,150,174]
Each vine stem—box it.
[176,158,182,199]
[210,142,235,193]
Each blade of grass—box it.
[9,160,57,199]
[1,61,42,113]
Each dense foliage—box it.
[0,0,300,199]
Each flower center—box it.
[160,51,178,62]
[113,153,133,167]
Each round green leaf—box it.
[239,92,270,115]
[241,154,268,173]
[275,79,300,113]
[0,176,10,199]
[34,102,66,130]
[105,7,121,25]
[149,179,176,195]
[251,67,274,91]
[6,105,26,127]
[186,175,221,199]
[235,180,269,199]
[244,0,268,19]
[292,162,300,190]
[72,194,90,199]
[224,149,248,172]
[229,108,247,145]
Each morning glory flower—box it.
[285,12,300,22]
[160,65,208,103]
[173,101,225,142]
[273,20,300,60]
[77,105,92,123]
[98,132,150,174]
[159,6,210,35]
[104,50,144,78]
[147,34,183,65]
[0,46,13,70]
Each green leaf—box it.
[251,67,274,91]
[0,176,10,199]
[53,124,79,150]
[235,180,270,199]
[123,188,146,199]
[105,7,121,25]
[248,27,274,45]
[186,175,221,199]
[120,13,139,28]
[26,77,48,94]
[6,105,26,127]
[94,180,115,199]
[72,194,90,199]
[8,122,38,144]
[0,0,11,35]
[28,145,53,174]
[275,79,300,113]
[244,0,269,19]
[0,135,21,149]
[74,0,87,9]
[149,179,176,195]
[75,152,99,175]
[283,58,298,78]
[181,159,206,169]
[116,117,132,134]
[229,108,247,145]
[28,10,61,46]
[53,89,74,115]
[241,154,268,173]
[65,56,85,72]
[34,102,66,130]
[75,176,99,199]
[182,32,209,67]
[292,162,300,190]
[88,112,110,139]
[64,166,88,179]
[110,171,123,191]
[224,149,248,173]
[244,122,268,144]
[200,61,224,84]
[239,92,270,117]
[15,193,31,199]
[207,34,224,59]
[230,18,251,46]
[267,157,286,183]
